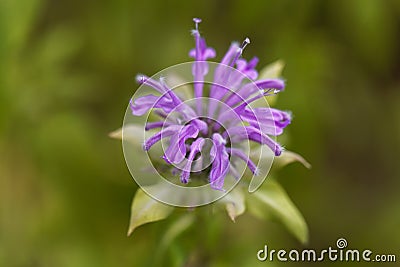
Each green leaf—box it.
[258,60,285,79]
[109,124,142,145]
[108,127,123,139]
[248,180,309,244]
[274,150,311,169]
[128,188,174,236]
[110,124,166,165]
[257,60,285,106]
[221,186,246,222]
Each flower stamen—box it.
[230,37,250,67]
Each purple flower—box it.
[130,18,291,190]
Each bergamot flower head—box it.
[128,18,291,192]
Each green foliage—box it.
[248,180,309,244]
[127,188,174,236]
[109,124,142,145]
[222,186,246,222]
[273,150,311,170]
[258,59,285,79]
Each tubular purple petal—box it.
[225,126,283,156]
[255,79,285,91]
[160,78,183,106]
[130,95,175,116]
[190,118,208,135]
[220,42,240,66]
[236,57,259,80]
[227,147,258,175]
[225,78,285,109]
[209,133,230,190]
[229,37,250,68]
[190,19,215,114]
[180,137,205,183]
[163,124,199,164]
[207,42,240,117]
[189,38,216,61]
[145,121,167,131]
[239,107,291,136]
[143,125,182,151]
[135,74,166,94]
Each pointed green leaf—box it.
[108,128,123,139]
[109,124,142,145]
[248,180,309,244]
[110,124,166,165]
[221,187,246,222]
[274,150,311,169]
[258,60,285,80]
[128,188,174,236]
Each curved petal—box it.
[239,107,291,136]
[163,124,199,164]
[180,138,205,183]
[227,147,258,175]
[209,133,230,190]
[143,125,182,151]
[225,79,285,108]
[130,94,174,116]
[225,126,283,156]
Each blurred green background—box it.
[1,0,400,266]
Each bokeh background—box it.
[1,0,400,266]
